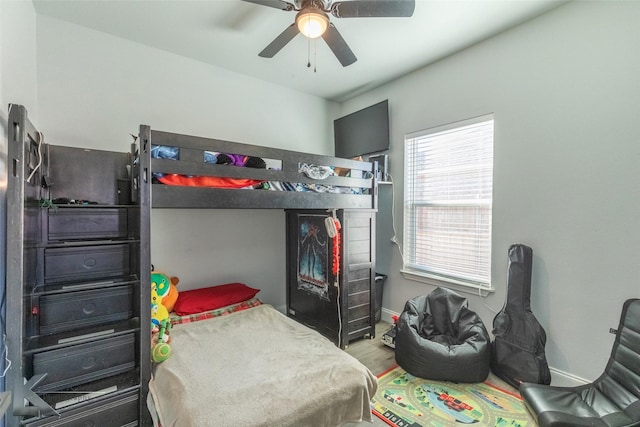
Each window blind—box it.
[404,115,494,288]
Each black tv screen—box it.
[334,100,389,158]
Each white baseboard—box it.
[549,367,589,387]
[381,308,400,324]
[380,307,589,387]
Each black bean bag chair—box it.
[395,287,491,382]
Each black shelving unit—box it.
[6,105,150,426]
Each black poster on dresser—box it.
[296,213,330,301]
[286,210,339,341]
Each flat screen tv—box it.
[334,100,389,159]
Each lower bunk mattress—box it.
[147,303,377,427]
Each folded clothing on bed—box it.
[151,145,266,188]
[151,145,265,169]
[150,144,369,193]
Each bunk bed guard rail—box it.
[136,125,379,210]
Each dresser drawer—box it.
[347,316,372,336]
[347,300,371,322]
[33,334,135,392]
[47,208,128,241]
[25,390,139,427]
[40,286,134,335]
[44,244,130,284]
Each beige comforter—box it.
[148,304,377,426]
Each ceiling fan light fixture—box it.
[295,9,329,39]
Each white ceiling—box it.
[32,0,567,103]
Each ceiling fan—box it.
[242,0,415,67]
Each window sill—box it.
[400,269,494,297]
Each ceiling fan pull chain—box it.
[307,35,311,68]
[314,38,317,73]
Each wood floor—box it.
[343,321,397,427]
[345,321,397,376]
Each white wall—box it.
[7,0,639,385]
[340,0,640,382]
[0,0,39,403]
[35,15,337,308]
[1,1,39,117]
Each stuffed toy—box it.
[162,276,180,313]
[151,319,172,363]
[150,299,171,363]
[151,271,172,300]
[151,294,169,328]
[150,270,178,362]
[151,271,180,312]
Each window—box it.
[403,115,494,293]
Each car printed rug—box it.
[371,366,534,427]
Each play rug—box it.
[371,366,534,427]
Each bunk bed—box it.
[137,125,378,210]
[136,125,379,426]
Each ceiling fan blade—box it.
[259,23,300,58]
[322,24,357,67]
[241,0,295,11]
[330,0,415,18]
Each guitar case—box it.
[491,244,551,388]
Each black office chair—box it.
[520,298,640,427]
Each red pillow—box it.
[173,283,260,315]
